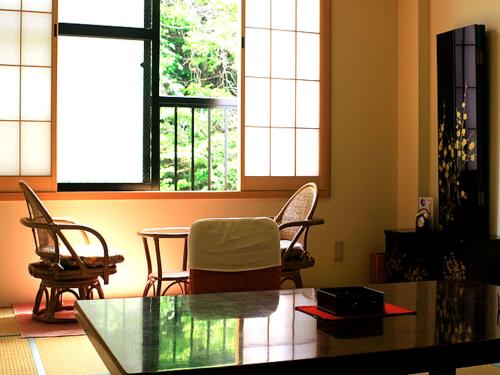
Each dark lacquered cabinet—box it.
[437,24,488,237]
[385,229,500,285]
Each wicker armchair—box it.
[19,180,124,323]
[276,182,324,288]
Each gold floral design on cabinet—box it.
[438,84,477,228]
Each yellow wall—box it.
[397,0,420,227]
[0,0,399,306]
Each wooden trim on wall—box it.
[319,0,332,195]
[50,0,58,191]
[0,189,334,201]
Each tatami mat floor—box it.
[0,307,108,375]
[1,307,500,374]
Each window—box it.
[0,0,330,194]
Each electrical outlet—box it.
[334,241,344,262]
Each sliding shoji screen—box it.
[243,0,326,191]
[0,0,54,192]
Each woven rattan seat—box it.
[275,182,324,288]
[19,180,124,323]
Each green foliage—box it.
[160,0,239,97]
[159,0,239,191]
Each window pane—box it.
[271,0,295,30]
[0,0,20,10]
[297,0,319,33]
[245,28,270,77]
[245,77,270,127]
[22,12,52,66]
[0,122,19,175]
[57,37,144,183]
[0,66,20,120]
[159,0,239,98]
[297,32,319,80]
[271,31,295,79]
[58,0,144,28]
[246,0,270,28]
[296,80,319,128]
[0,11,20,65]
[271,79,295,127]
[296,128,319,176]
[245,128,270,176]
[21,122,50,176]
[21,67,51,121]
[271,128,294,176]
[22,0,51,12]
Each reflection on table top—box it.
[138,227,190,238]
[75,281,500,374]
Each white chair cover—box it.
[188,217,281,272]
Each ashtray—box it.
[317,286,384,316]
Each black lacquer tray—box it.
[317,286,384,316]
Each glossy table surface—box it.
[75,281,500,374]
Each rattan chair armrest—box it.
[52,217,76,224]
[53,218,90,244]
[20,217,56,230]
[56,222,112,284]
[278,218,325,230]
[56,223,109,255]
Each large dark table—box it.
[75,280,500,374]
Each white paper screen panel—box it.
[22,0,51,12]
[245,127,270,176]
[245,0,270,28]
[0,4,52,177]
[297,0,319,32]
[0,123,20,175]
[271,128,294,176]
[21,122,51,176]
[0,11,20,65]
[271,0,294,30]
[0,0,21,10]
[21,67,51,121]
[0,67,20,120]
[296,129,319,176]
[245,77,270,127]
[22,12,52,66]
[244,0,320,177]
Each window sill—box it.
[1,189,330,201]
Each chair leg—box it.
[95,281,104,299]
[143,279,155,297]
[86,281,104,300]
[182,281,190,295]
[292,271,303,288]
[32,284,47,317]
[281,270,303,289]
[32,282,95,323]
